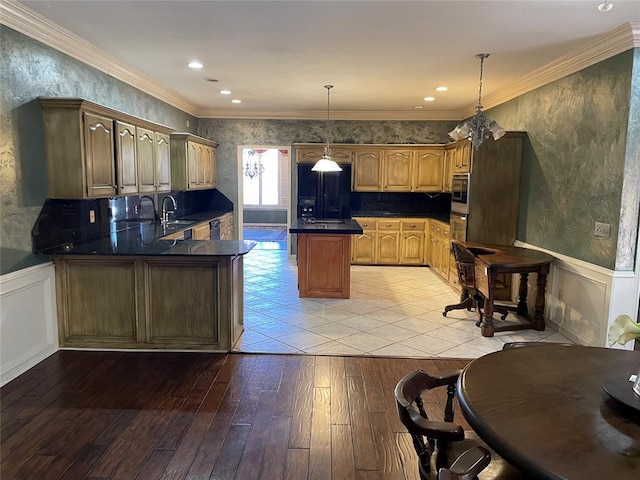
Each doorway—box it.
[237,146,291,250]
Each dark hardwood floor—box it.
[1,351,471,480]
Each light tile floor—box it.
[234,241,574,358]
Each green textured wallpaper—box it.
[486,51,635,270]
[1,25,637,275]
[0,27,197,275]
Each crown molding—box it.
[2,0,638,122]
[194,108,460,121]
[462,22,640,118]
[0,0,201,117]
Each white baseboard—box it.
[0,262,58,386]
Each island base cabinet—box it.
[297,234,351,298]
[54,255,243,351]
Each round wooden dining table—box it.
[457,345,640,479]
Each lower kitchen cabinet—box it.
[376,219,401,265]
[400,220,427,264]
[220,212,234,240]
[429,220,451,281]
[54,254,243,350]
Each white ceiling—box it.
[7,0,640,120]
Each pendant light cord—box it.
[476,53,488,111]
[324,84,333,154]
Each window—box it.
[242,148,289,209]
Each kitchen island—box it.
[289,218,363,299]
[43,218,255,352]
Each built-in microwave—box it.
[451,173,470,214]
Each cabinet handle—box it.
[410,224,416,228]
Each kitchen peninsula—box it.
[290,218,363,299]
[34,209,254,353]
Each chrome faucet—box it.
[134,195,158,221]
[161,195,177,224]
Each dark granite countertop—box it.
[45,209,254,256]
[289,218,364,234]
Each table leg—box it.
[480,292,495,337]
[534,272,548,330]
[517,273,529,315]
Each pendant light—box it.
[312,85,343,172]
[448,54,506,149]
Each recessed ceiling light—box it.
[187,61,203,69]
[435,86,448,92]
[413,105,424,109]
[423,96,435,102]
[231,99,242,104]
[220,89,231,95]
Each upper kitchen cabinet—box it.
[295,145,353,164]
[383,149,413,192]
[413,147,444,192]
[138,130,171,193]
[442,144,456,192]
[453,138,472,173]
[353,146,445,192]
[115,121,138,195]
[170,133,218,191]
[39,98,173,198]
[352,148,384,191]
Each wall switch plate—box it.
[89,209,96,224]
[594,221,610,237]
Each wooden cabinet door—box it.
[210,147,217,188]
[352,231,376,264]
[55,257,138,345]
[136,127,156,193]
[376,231,400,264]
[401,232,425,265]
[454,139,472,173]
[296,146,353,164]
[144,260,220,346]
[83,112,116,197]
[413,148,443,192]
[203,145,216,188]
[192,222,211,240]
[155,132,171,192]
[187,141,200,189]
[353,149,383,191]
[384,149,412,192]
[443,145,455,192]
[115,121,138,195]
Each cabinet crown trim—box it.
[39,97,174,134]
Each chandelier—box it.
[312,85,342,172]
[243,149,265,179]
[449,53,505,149]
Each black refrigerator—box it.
[297,164,352,219]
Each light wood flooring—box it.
[1,350,470,480]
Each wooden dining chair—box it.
[395,369,524,480]
[437,446,491,480]
[442,240,508,324]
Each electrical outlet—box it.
[594,221,610,237]
[89,209,96,224]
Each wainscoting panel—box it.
[0,262,58,386]
[515,241,639,348]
